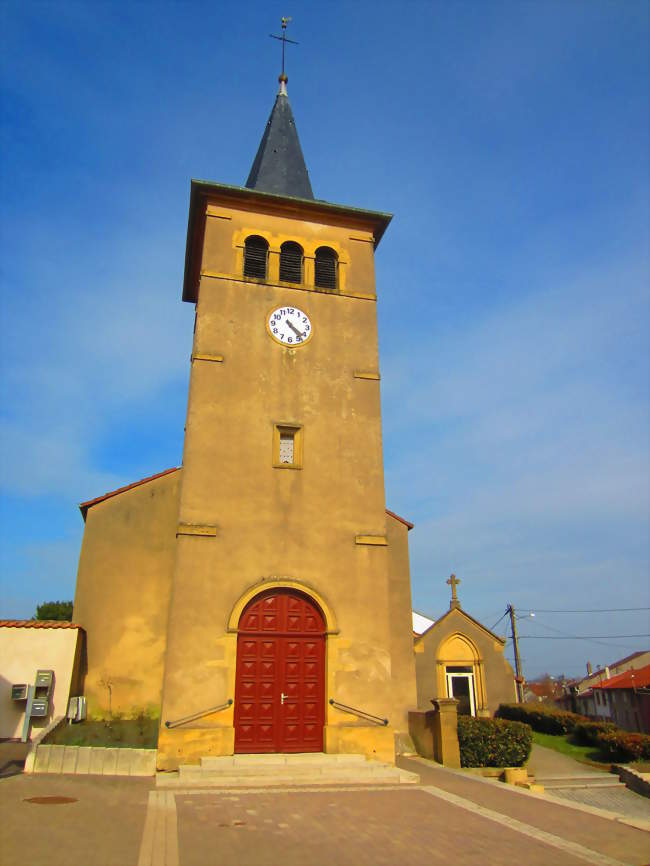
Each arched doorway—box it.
[436,633,484,717]
[234,588,326,753]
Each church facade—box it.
[73,75,417,770]
[71,74,517,770]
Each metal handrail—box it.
[329,698,388,726]
[165,699,233,729]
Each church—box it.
[71,68,515,771]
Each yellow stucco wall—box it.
[414,607,516,716]
[385,514,418,728]
[72,470,181,718]
[158,193,414,768]
[0,626,80,739]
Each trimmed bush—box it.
[594,730,650,762]
[496,703,585,734]
[458,716,532,768]
[573,720,617,746]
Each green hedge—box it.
[496,703,585,734]
[594,730,650,762]
[458,716,532,768]
[573,720,617,746]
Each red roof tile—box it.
[0,620,82,629]
[79,467,181,518]
[385,509,414,530]
[597,663,650,691]
[79,466,413,532]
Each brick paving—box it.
[176,788,592,866]
[0,772,152,866]
[547,785,650,820]
[1,757,649,866]
[398,757,650,864]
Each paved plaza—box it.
[1,756,649,866]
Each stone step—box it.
[178,764,404,781]
[200,753,369,770]
[158,768,418,788]
[157,753,419,788]
[534,774,624,790]
[533,773,614,781]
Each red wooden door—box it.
[234,589,325,753]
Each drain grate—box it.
[24,796,78,805]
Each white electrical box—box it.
[67,696,87,722]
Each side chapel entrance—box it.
[234,588,326,753]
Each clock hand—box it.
[286,320,305,338]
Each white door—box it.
[446,671,476,716]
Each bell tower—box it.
[157,71,416,769]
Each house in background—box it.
[556,651,650,721]
[413,576,516,717]
[523,677,565,704]
[591,664,650,734]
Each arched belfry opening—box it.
[234,587,326,753]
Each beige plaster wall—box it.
[415,608,516,716]
[73,470,181,718]
[159,198,406,765]
[385,515,417,728]
[0,627,80,739]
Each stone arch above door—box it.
[227,578,338,634]
[435,632,487,716]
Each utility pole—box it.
[508,604,524,702]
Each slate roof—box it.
[245,85,314,199]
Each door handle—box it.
[280,692,288,705]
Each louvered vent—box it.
[244,236,269,279]
[314,247,338,290]
[279,241,303,283]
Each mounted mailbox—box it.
[30,698,49,717]
[35,670,54,691]
[11,684,28,701]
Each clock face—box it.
[266,305,313,347]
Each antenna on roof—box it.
[270,16,299,83]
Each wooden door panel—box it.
[235,590,325,753]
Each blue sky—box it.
[1,1,648,679]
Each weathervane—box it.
[270,17,298,79]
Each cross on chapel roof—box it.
[447,573,461,610]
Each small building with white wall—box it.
[0,620,83,740]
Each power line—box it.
[490,610,509,631]
[518,634,650,640]
[512,607,650,613]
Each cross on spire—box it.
[447,574,461,609]
[270,16,299,85]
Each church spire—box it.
[245,20,314,200]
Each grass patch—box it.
[45,717,158,749]
[532,731,611,767]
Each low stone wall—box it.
[614,765,650,798]
[25,744,156,776]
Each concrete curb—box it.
[26,744,156,777]
[23,715,66,773]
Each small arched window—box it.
[243,235,269,280]
[279,241,303,284]
[314,246,338,290]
